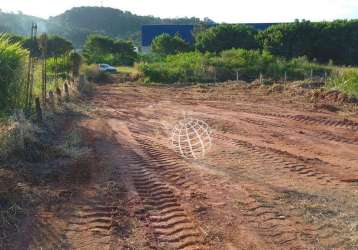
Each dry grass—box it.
[56,129,91,160]
[0,111,40,160]
[0,102,94,248]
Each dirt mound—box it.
[309,89,358,104]
[260,81,358,105]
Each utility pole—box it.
[40,33,48,105]
[26,22,37,110]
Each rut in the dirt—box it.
[214,133,357,185]
[125,149,206,250]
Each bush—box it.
[69,51,82,78]
[0,110,39,160]
[151,33,191,55]
[139,49,330,84]
[0,34,28,114]
[140,52,212,83]
[83,34,137,66]
[327,68,358,98]
[195,24,259,53]
[47,56,71,80]
[81,64,112,83]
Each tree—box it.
[112,40,137,65]
[21,34,73,58]
[82,34,115,64]
[258,19,358,65]
[195,24,259,53]
[46,35,73,57]
[6,33,25,44]
[83,34,137,65]
[151,33,191,55]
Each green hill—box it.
[0,11,46,35]
[0,7,212,48]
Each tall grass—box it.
[139,49,330,83]
[326,68,358,98]
[0,34,28,115]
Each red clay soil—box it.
[20,83,358,249]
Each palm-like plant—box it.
[0,34,28,114]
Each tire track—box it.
[27,219,68,250]
[236,191,316,250]
[64,185,124,250]
[203,102,358,131]
[132,137,200,191]
[239,107,358,131]
[311,130,358,145]
[128,128,315,249]
[213,134,354,186]
[125,152,206,250]
[210,115,358,146]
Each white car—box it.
[98,64,117,73]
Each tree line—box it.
[154,19,358,66]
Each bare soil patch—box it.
[4,82,358,249]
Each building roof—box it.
[142,25,194,47]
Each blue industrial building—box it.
[141,23,278,51]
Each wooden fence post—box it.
[214,68,217,83]
[49,91,55,111]
[79,75,86,91]
[35,97,42,123]
[64,83,70,99]
[324,72,328,84]
[56,87,62,105]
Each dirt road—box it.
[24,83,358,249]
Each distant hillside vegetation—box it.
[0,7,212,48]
[47,7,209,47]
[0,11,46,35]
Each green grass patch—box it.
[326,68,358,98]
[139,49,330,84]
[117,66,139,75]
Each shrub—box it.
[0,110,39,160]
[0,34,28,114]
[47,56,71,80]
[81,64,112,83]
[151,33,191,55]
[138,52,163,64]
[195,24,259,53]
[140,52,212,83]
[69,51,82,78]
[326,68,358,98]
[139,49,330,84]
[83,34,137,66]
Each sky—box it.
[1,0,358,23]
